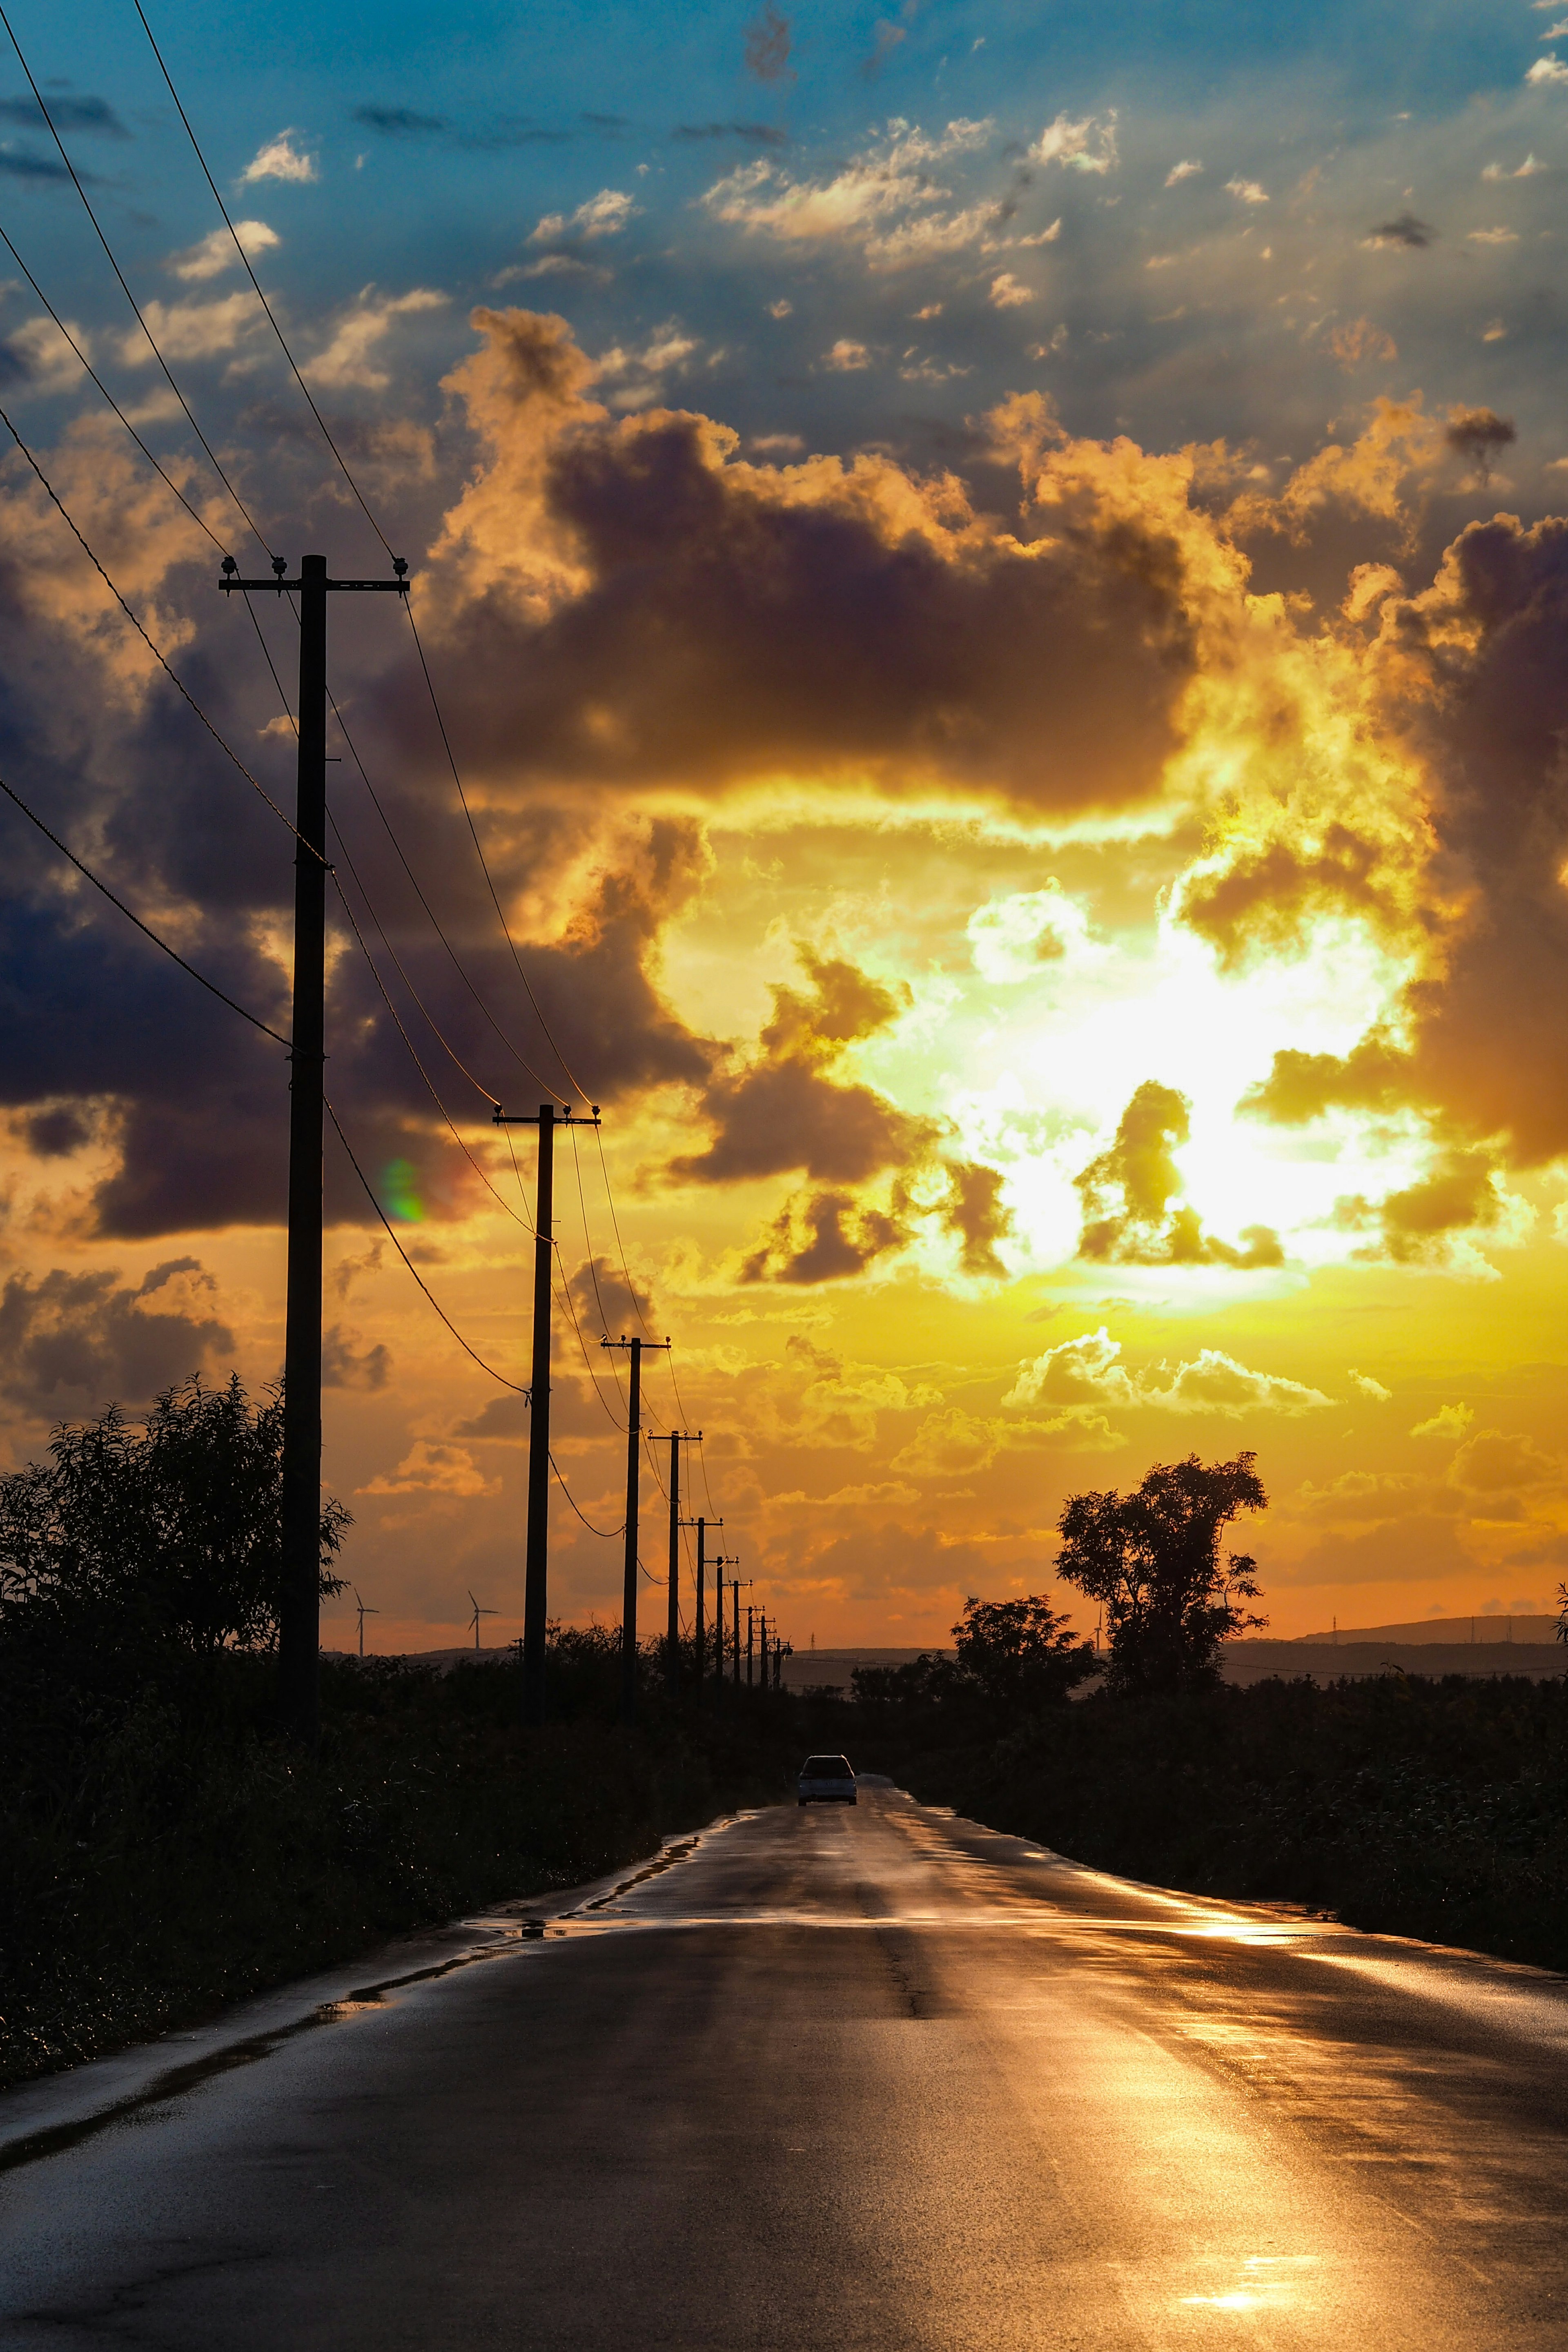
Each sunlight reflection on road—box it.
[1179,2254,1321,2314]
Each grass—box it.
[855,1670,1568,1971]
[0,1643,802,2091]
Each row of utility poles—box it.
[229,553,788,1745]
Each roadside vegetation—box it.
[850,1454,1568,1973]
[7,1405,1567,2092]
[0,1378,804,2090]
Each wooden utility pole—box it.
[602,1334,670,1719]
[695,1515,722,1690]
[219,550,408,1747]
[493,1102,599,1725]
[711,1556,737,1695]
[665,1429,699,1684]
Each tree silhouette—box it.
[0,1373,349,1664]
[953,1593,1097,1709]
[1056,1452,1267,1695]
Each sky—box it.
[3,1,1568,1651]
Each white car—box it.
[798,1753,857,1805]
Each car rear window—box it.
[802,1756,853,1776]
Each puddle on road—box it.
[0,1809,1350,2181]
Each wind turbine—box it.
[468,1590,498,1653]
[353,1586,379,1659]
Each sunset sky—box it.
[4,0,1568,1649]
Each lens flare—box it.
[382,1159,426,1222]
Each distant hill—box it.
[334,1625,1567,1692]
[1290,1613,1559,1646]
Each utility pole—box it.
[220,550,408,1747]
[602,1333,671,1720]
[733,1575,751,1687]
[492,1101,599,1725]
[711,1556,737,1696]
[746,1603,755,1688]
[758,1608,767,1692]
[665,1429,699,1685]
[695,1517,722,1690]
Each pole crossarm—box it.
[220,558,412,596]
[493,1105,601,1127]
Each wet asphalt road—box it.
[4,1782,1568,2348]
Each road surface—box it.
[4,1782,1567,2346]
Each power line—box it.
[325,798,506,1126]
[327,686,561,1099]
[550,1249,627,1431]
[138,0,617,1188]
[8,13,658,1420]
[0,405,307,849]
[403,603,589,1105]
[0,219,231,557]
[693,1429,718,1517]
[134,3,610,1157]
[0,2,271,555]
[326,850,535,1236]
[0,771,292,1048]
[131,0,396,561]
[324,1096,528,1392]
[594,1122,656,1341]
[548,1451,623,1539]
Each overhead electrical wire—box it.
[327,851,535,1236]
[327,689,561,1100]
[324,1096,528,1393]
[0,220,232,558]
[0,406,309,850]
[548,1452,623,1539]
[131,0,395,562]
[402,603,589,1106]
[0,2,272,556]
[0,772,291,1048]
[594,1123,657,1343]
[4,25,726,1548]
[125,0,595,1123]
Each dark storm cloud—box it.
[321,1323,392,1389]
[0,483,722,1239]
[0,149,78,181]
[0,1260,233,1418]
[1365,212,1436,248]
[0,94,128,136]
[1330,1149,1503,1264]
[1076,1082,1282,1268]
[741,1188,904,1283]
[1180,824,1406,967]
[669,949,932,1188]
[567,1255,653,1339]
[1229,514,1568,1193]
[431,311,1200,811]
[672,123,788,147]
[352,105,449,136]
[742,6,793,85]
[349,104,576,148]
[1445,408,1516,483]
